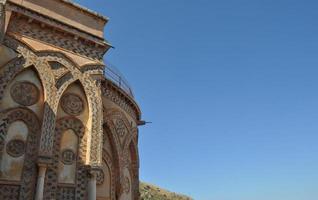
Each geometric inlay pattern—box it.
[6,139,26,157]
[10,81,40,106]
[0,185,20,200]
[44,117,87,200]
[114,119,127,137]
[58,186,75,200]
[61,149,76,165]
[61,93,84,116]
[123,176,130,194]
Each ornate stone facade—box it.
[0,1,141,200]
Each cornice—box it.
[6,13,109,60]
[7,2,111,47]
[59,0,109,22]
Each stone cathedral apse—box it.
[0,0,142,200]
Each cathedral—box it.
[0,0,141,199]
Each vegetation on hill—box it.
[140,182,193,200]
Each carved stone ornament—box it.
[6,139,26,157]
[115,119,127,137]
[0,136,4,152]
[123,177,130,194]
[61,93,84,116]
[0,185,20,200]
[61,149,76,165]
[58,187,75,200]
[10,81,40,106]
[96,168,105,185]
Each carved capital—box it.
[88,166,103,179]
[37,162,48,177]
[37,155,53,166]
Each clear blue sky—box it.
[76,1,318,199]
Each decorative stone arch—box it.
[103,108,133,151]
[44,116,88,200]
[2,37,56,105]
[100,149,116,200]
[127,140,140,200]
[0,107,41,200]
[2,36,58,158]
[0,57,27,101]
[103,110,122,154]
[3,36,103,165]
[36,51,103,167]
[123,128,139,158]
[118,128,139,200]
[103,123,122,199]
[103,108,138,198]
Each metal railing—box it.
[104,62,134,98]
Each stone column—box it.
[88,170,97,200]
[35,163,47,200]
[0,0,7,43]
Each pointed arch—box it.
[3,36,58,158]
[127,137,139,169]
[0,64,45,115]
[103,109,133,151]
[3,36,56,106]
[44,116,88,200]
[128,140,140,200]
[36,50,81,71]
[103,124,122,199]
[96,149,116,200]
[36,51,103,167]
[123,127,139,159]
[0,107,41,200]
[56,79,89,160]
[103,108,139,199]
[0,57,26,101]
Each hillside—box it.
[140,182,193,200]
